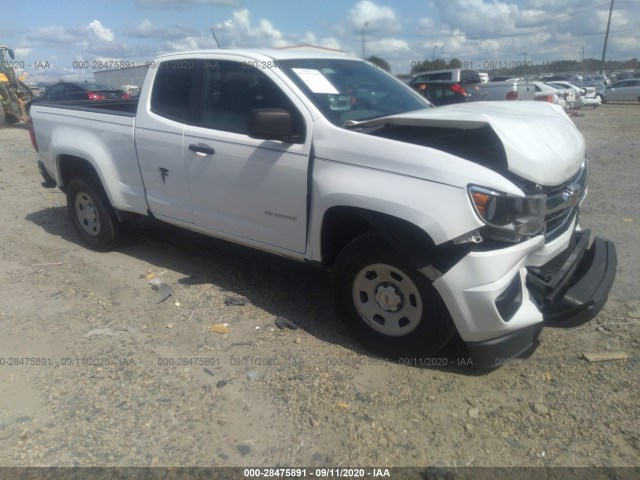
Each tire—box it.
[597,94,605,104]
[66,176,122,251]
[331,231,455,358]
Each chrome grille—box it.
[542,165,587,241]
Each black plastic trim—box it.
[527,229,590,305]
[540,237,617,328]
[495,273,522,322]
[465,323,542,369]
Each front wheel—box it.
[66,176,122,251]
[331,232,455,358]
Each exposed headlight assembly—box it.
[468,185,547,242]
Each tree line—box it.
[398,57,639,76]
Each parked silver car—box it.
[603,79,640,103]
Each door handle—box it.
[188,143,215,155]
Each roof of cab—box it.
[155,48,357,62]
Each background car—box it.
[489,76,524,82]
[576,76,607,102]
[31,81,129,104]
[548,80,603,109]
[410,81,488,106]
[408,69,488,106]
[533,81,567,108]
[545,82,580,108]
[408,68,481,84]
[602,79,640,103]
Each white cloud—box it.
[163,35,219,52]
[349,1,401,33]
[14,48,33,57]
[13,0,640,82]
[319,37,342,51]
[410,0,640,67]
[213,9,289,48]
[88,20,114,42]
[302,32,318,45]
[258,19,284,43]
[612,36,640,51]
[26,26,88,46]
[367,38,409,55]
[128,19,157,36]
[436,0,519,38]
[136,0,238,7]
[417,17,437,32]
[124,19,198,40]
[159,9,342,53]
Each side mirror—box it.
[8,49,15,60]
[246,108,299,143]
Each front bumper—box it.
[434,228,617,369]
[466,323,542,369]
[528,231,617,328]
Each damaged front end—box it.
[440,169,617,368]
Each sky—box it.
[2,0,638,84]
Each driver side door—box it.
[183,59,312,254]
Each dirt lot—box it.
[0,104,639,469]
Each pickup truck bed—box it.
[32,99,147,215]
[32,98,139,115]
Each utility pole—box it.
[581,46,584,62]
[600,0,614,74]
[433,45,438,62]
[362,22,368,59]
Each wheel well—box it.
[320,207,437,269]
[58,154,100,191]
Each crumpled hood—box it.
[353,101,585,186]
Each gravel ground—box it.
[0,104,639,469]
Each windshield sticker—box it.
[292,68,339,94]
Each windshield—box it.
[278,59,430,126]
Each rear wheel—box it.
[332,231,455,358]
[66,176,122,251]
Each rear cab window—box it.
[150,59,202,123]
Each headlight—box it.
[468,185,547,242]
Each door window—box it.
[199,61,304,137]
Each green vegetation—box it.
[408,56,639,76]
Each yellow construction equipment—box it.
[1,46,33,128]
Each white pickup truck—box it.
[29,49,616,368]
